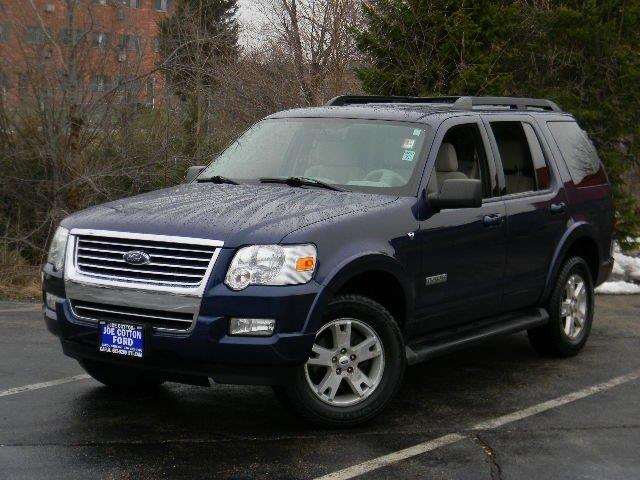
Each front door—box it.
[411,116,507,335]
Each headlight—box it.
[47,226,69,272]
[225,244,317,291]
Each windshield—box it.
[198,118,433,195]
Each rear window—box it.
[547,121,607,187]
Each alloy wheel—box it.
[560,273,588,341]
[305,318,385,407]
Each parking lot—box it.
[1,295,639,480]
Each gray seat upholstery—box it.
[436,143,468,183]
[500,140,535,194]
[304,142,365,183]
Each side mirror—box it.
[428,179,482,210]
[186,166,205,183]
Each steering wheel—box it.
[364,169,406,187]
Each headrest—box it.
[436,143,458,172]
[500,140,526,172]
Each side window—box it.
[547,121,606,187]
[428,123,492,198]
[490,122,537,195]
[522,123,551,190]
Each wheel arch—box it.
[541,222,600,304]
[305,253,413,335]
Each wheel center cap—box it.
[338,355,351,366]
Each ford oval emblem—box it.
[123,250,151,266]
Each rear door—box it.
[412,115,507,335]
[483,114,568,311]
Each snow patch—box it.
[596,281,640,295]
[595,243,640,295]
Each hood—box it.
[62,183,397,247]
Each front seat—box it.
[436,143,468,183]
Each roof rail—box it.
[326,95,562,112]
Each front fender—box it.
[302,253,413,334]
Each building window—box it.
[0,73,9,93]
[130,0,141,8]
[155,0,172,12]
[0,22,9,43]
[95,32,109,48]
[92,75,109,92]
[119,34,140,51]
[60,28,84,46]
[153,37,160,53]
[26,26,50,44]
[19,73,29,89]
[146,77,155,106]
[92,0,107,5]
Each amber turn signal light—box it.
[296,257,316,272]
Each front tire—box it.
[274,295,405,427]
[528,256,594,357]
[79,359,165,390]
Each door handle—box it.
[550,202,567,214]
[483,214,503,227]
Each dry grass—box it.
[0,265,41,301]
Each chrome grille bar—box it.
[74,231,221,287]
[70,300,195,332]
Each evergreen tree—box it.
[354,0,640,246]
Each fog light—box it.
[45,293,61,310]
[229,318,276,337]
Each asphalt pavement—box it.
[0,296,639,480]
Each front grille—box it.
[75,234,217,286]
[70,300,195,331]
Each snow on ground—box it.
[596,281,640,295]
[596,244,640,295]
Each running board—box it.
[405,308,549,365]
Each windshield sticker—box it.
[413,129,422,137]
[402,150,416,162]
[402,139,416,149]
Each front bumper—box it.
[43,263,322,386]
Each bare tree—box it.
[253,0,363,105]
[0,1,182,266]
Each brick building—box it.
[0,0,173,105]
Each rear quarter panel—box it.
[537,115,615,281]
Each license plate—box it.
[99,322,144,358]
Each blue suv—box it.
[42,96,614,426]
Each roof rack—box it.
[327,95,562,112]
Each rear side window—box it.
[490,122,537,194]
[547,121,606,187]
[522,124,551,190]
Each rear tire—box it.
[79,359,165,390]
[528,257,594,357]
[273,294,405,427]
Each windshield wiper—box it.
[196,175,239,185]
[259,177,343,192]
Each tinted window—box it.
[491,122,537,194]
[548,121,606,187]
[428,123,493,198]
[522,123,551,190]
